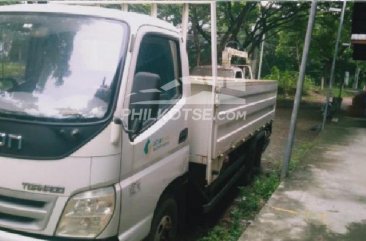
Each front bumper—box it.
[0,229,44,241]
[0,229,118,241]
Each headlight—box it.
[56,187,115,238]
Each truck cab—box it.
[0,4,189,241]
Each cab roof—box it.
[0,4,178,33]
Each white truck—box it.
[0,3,277,241]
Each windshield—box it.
[0,14,127,121]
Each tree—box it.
[189,2,310,66]
[266,1,366,88]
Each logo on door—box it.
[144,139,151,155]
[143,137,170,155]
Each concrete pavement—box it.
[239,119,366,241]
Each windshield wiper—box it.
[0,108,39,120]
[60,113,86,119]
[0,108,28,116]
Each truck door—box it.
[119,26,189,239]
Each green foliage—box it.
[265,67,314,96]
[262,2,366,90]
[189,2,308,66]
[199,139,317,241]
[0,1,17,5]
[288,141,315,172]
[188,1,366,92]
[199,172,280,241]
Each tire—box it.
[252,144,263,175]
[147,196,179,241]
[242,140,263,184]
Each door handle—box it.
[178,128,188,144]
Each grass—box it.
[318,86,357,98]
[288,141,317,172]
[199,171,280,241]
[198,172,280,241]
[198,140,318,241]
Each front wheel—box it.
[147,196,179,241]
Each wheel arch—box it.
[151,173,188,233]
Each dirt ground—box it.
[262,96,324,170]
[181,93,330,240]
[264,92,357,169]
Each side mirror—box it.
[128,72,161,137]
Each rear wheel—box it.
[147,196,179,241]
[252,144,263,175]
[242,140,264,184]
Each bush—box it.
[265,66,315,96]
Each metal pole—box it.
[321,0,346,130]
[354,67,360,90]
[258,34,265,79]
[281,0,317,179]
[120,3,128,11]
[206,1,217,183]
[181,3,189,45]
[150,3,158,17]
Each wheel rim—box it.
[154,215,174,241]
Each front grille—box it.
[0,188,56,231]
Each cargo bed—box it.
[188,76,277,183]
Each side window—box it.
[128,34,182,136]
[235,71,243,79]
